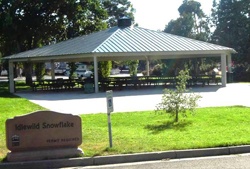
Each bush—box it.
[128,60,139,77]
[233,63,250,82]
[99,61,112,78]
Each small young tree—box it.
[156,68,201,122]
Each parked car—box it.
[54,67,66,75]
[64,63,93,78]
[110,68,121,75]
[76,70,93,78]
[65,69,93,78]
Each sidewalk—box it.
[15,83,250,115]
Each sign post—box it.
[106,90,114,148]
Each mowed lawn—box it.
[1,87,250,160]
[81,107,250,157]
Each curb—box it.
[1,145,250,169]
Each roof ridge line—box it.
[92,27,120,53]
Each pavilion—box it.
[4,18,236,93]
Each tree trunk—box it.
[24,62,33,86]
[175,109,179,122]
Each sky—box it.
[129,0,215,31]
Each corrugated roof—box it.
[4,26,236,60]
[94,26,235,53]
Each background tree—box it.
[99,61,112,79]
[58,0,108,40]
[164,15,194,38]
[156,68,201,122]
[34,63,45,82]
[163,0,212,77]
[211,0,250,63]
[0,0,135,85]
[68,62,77,79]
[127,60,139,76]
[164,0,210,41]
[102,0,135,27]
[0,0,108,85]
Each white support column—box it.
[8,61,15,93]
[94,56,99,93]
[50,60,55,80]
[146,57,150,76]
[221,54,227,87]
[227,54,232,73]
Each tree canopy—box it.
[0,0,134,84]
[211,0,250,63]
[164,0,250,64]
[0,0,134,57]
[102,0,135,27]
[164,0,210,41]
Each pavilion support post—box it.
[227,54,232,73]
[94,56,99,93]
[221,54,227,87]
[8,61,15,93]
[146,57,150,76]
[50,60,55,80]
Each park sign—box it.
[6,111,83,161]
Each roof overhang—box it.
[4,49,236,63]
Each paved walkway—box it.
[15,83,250,115]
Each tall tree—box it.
[0,0,108,84]
[58,0,108,40]
[164,0,210,41]
[211,0,250,63]
[163,0,211,75]
[164,15,194,38]
[102,0,135,27]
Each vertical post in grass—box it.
[106,90,114,148]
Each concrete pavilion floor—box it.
[15,83,250,115]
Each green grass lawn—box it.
[1,81,250,161]
[81,107,250,157]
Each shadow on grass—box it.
[145,120,192,134]
[0,81,31,98]
[0,91,20,98]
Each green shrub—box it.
[99,61,112,78]
[128,60,139,76]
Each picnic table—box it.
[31,78,84,91]
[99,75,221,91]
